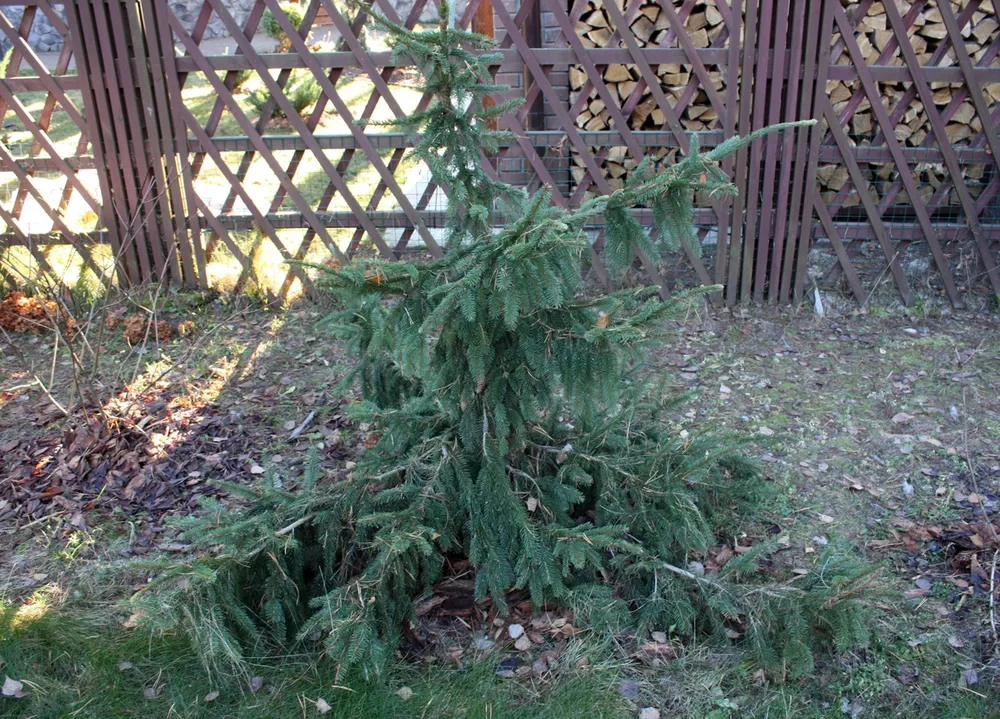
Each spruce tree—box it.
[135,2,873,680]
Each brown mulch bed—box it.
[0,386,353,527]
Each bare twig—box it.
[276,513,317,537]
[991,549,999,644]
[288,410,317,440]
[960,388,1000,649]
[0,325,69,417]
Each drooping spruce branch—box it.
[354,0,523,246]
[136,2,872,682]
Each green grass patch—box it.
[0,602,626,718]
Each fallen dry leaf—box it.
[2,676,25,698]
[897,663,920,685]
[959,668,978,687]
[618,679,640,699]
[0,291,75,335]
[204,690,220,703]
[640,642,679,658]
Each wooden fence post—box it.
[63,0,204,288]
[473,0,497,132]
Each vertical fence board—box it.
[793,0,834,301]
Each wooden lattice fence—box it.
[0,0,997,306]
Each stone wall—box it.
[0,5,68,52]
[169,0,259,39]
[0,0,469,52]
[0,0,260,51]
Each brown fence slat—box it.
[753,0,789,302]
[939,0,1000,185]
[739,0,774,301]
[104,0,164,280]
[818,97,912,304]
[766,0,802,304]
[83,0,152,281]
[142,0,201,285]
[780,0,824,305]
[151,0,207,287]
[61,0,137,285]
[166,9,351,266]
[830,1,963,307]
[880,0,1000,295]
[726,0,757,304]
[124,0,176,280]
[793,0,834,302]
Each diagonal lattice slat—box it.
[810,0,1000,307]
[0,0,115,289]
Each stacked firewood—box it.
[569,0,999,203]
[819,1,999,205]
[827,1,999,148]
[571,62,725,134]
[567,0,727,191]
